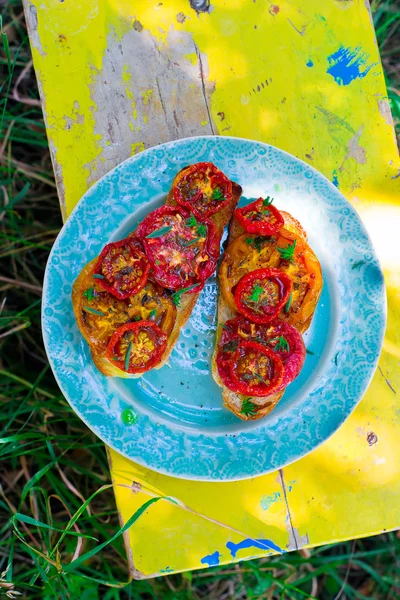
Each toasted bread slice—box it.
[212,210,320,420]
[73,166,242,378]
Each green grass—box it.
[0,1,399,598]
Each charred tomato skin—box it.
[94,237,150,300]
[172,162,233,219]
[235,198,284,236]
[234,267,292,324]
[137,205,219,291]
[106,320,167,374]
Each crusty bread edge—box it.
[73,169,243,379]
[212,211,313,421]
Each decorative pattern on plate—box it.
[42,136,385,481]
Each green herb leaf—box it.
[92,273,105,280]
[83,287,95,302]
[306,349,315,355]
[245,237,253,245]
[185,214,197,228]
[240,398,257,417]
[134,315,141,321]
[211,187,224,201]
[83,306,106,316]
[171,284,199,307]
[155,260,161,266]
[263,196,274,206]
[111,357,120,361]
[284,292,293,314]
[249,284,263,303]
[275,336,290,353]
[253,372,268,385]
[124,341,132,371]
[352,260,365,270]
[186,213,207,237]
[146,225,173,239]
[197,223,207,237]
[184,237,201,247]
[148,309,157,320]
[277,240,297,262]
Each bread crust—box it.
[212,210,318,420]
[73,167,242,378]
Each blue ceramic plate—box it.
[42,136,385,481]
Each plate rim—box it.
[42,135,387,481]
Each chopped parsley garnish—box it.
[352,260,365,270]
[240,398,257,417]
[92,273,104,280]
[275,336,289,353]
[263,196,274,206]
[148,309,157,320]
[249,284,264,303]
[83,306,106,316]
[186,213,207,237]
[83,287,95,302]
[171,284,199,307]
[277,240,297,262]
[146,225,173,239]
[124,340,133,371]
[133,315,141,321]
[185,214,197,228]
[197,223,207,237]
[211,187,224,201]
[284,292,293,314]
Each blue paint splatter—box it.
[200,551,221,567]
[306,59,314,67]
[327,46,376,86]
[260,491,281,510]
[227,538,282,558]
[332,170,339,188]
[160,566,174,573]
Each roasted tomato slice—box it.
[227,341,284,397]
[94,237,150,300]
[137,206,219,290]
[172,162,233,218]
[234,268,292,324]
[235,198,284,236]
[219,228,322,332]
[106,321,167,374]
[217,316,305,391]
[72,260,176,353]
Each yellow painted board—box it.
[25,0,400,578]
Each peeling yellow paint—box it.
[131,142,145,154]
[183,52,198,65]
[141,89,153,105]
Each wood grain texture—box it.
[24,0,400,577]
